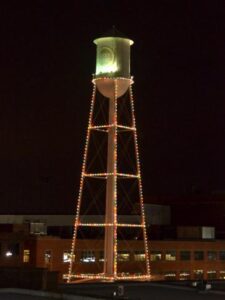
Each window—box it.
[44,250,52,264]
[134,251,145,262]
[30,222,47,235]
[219,271,225,279]
[164,271,176,280]
[63,274,69,281]
[194,251,204,260]
[219,251,225,260]
[180,271,190,280]
[80,251,95,263]
[180,251,191,261]
[207,251,217,261]
[118,251,130,262]
[150,251,162,261]
[63,251,75,263]
[193,270,204,280]
[23,249,30,263]
[165,251,176,261]
[207,271,217,280]
[99,251,104,262]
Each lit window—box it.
[180,271,190,280]
[99,251,104,262]
[150,251,162,261]
[23,249,30,263]
[194,251,204,260]
[80,251,95,263]
[165,251,176,261]
[134,251,145,262]
[30,222,47,235]
[207,270,217,280]
[180,251,191,261]
[118,252,130,262]
[164,271,176,280]
[219,271,225,279]
[44,250,52,264]
[207,251,217,261]
[63,274,69,280]
[219,251,225,260]
[63,251,75,263]
[193,270,204,280]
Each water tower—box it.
[68,28,150,282]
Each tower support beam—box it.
[104,90,116,276]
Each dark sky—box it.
[0,1,225,213]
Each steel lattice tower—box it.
[68,29,150,282]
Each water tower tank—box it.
[94,28,133,78]
[93,28,133,98]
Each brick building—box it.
[1,231,225,282]
[1,194,225,283]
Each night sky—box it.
[0,1,225,213]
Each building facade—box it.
[1,233,225,282]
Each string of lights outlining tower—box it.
[67,28,150,282]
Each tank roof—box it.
[94,27,133,45]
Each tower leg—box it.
[104,95,116,277]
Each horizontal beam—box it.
[83,172,140,179]
[88,124,136,131]
[78,223,144,228]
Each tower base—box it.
[67,273,151,283]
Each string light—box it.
[67,83,96,283]
[130,85,151,277]
[66,273,151,281]
[113,79,118,278]
[78,223,144,228]
[68,75,151,282]
[92,76,134,83]
[117,125,136,131]
[83,172,140,178]
[117,173,139,178]
[88,124,136,131]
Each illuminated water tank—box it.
[93,28,133,98]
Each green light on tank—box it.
[96,62,118,75]
[96,45,118,75]
[94,36,133,78]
